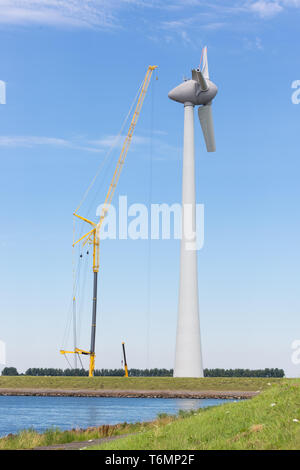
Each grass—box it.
[0,422,142,450]
[0,414,189,450]
[90,381,300,450]
[1,378,298,450]
[0,376,287,391]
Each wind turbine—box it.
[168,46,218,377]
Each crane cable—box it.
[61,249,83,351]
[77,249,90,347]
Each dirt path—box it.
[35,433,135,451]
[0,388,259,399]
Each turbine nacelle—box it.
[168,46,217,153]
[168,78,217,106]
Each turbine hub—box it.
[168,79,218,106]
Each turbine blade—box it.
[191,68,208,91]
[198,104,216,152]
[201,46,209,80]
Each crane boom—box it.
[60,65,158,377]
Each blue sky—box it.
[0,0,300,376]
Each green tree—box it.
[2,367,19,376]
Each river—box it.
[0,396,234,437]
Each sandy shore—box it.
[0,388,259,399]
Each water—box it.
[0,396,233,437]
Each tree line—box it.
[203,368,284,378]
[1,367,285,377]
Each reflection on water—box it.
[0,396,233,437]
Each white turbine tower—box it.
[168,47,218,378]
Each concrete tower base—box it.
[174,103,203,378]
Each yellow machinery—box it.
[60,65,157,377]
[122,342,129,378]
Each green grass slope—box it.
[0,376,285,391]
[91,381,300,450]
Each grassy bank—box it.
[90,381,300,450]
[0,376,286,391]
[0,381,299,450]
[0,414,192,450]
[0,422,146,450]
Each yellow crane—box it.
[122,342,129,378]
[60,65,158,377]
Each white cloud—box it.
[157,0,299,45]
[0,0,123,28]
[0,135,102,152]
[0,1,298,36]
[203,22,227,31]
[281,0,300,6]
[90,134,149,148]
[0,132,177,159]
[243,35,264,50]
[89,132,179,160]
[0,135,69,146]
[246,0,300,17]
[248,1,283,17]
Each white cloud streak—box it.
[0,132,177,159]
[0,0,120,28]
[245,0,300,18]
[0,1,297,30]
[0,0,298,44]
[248,1,283,17]
[0,135,102,152]
[90,134,150,148]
